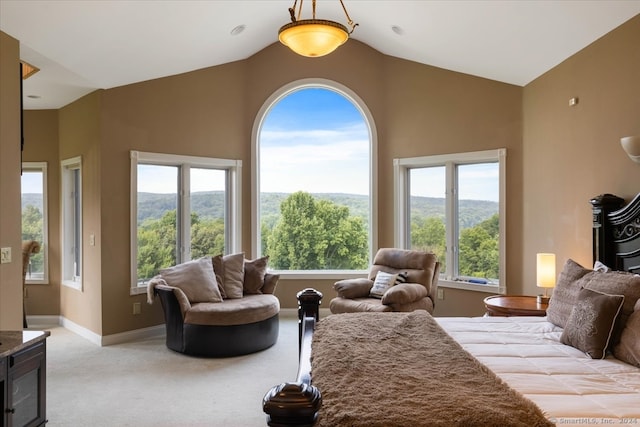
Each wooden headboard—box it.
[591,192,640,273]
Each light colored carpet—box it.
[39,316,299,427]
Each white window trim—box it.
[393,148,506,294]
[129,150,242,295]
[251,78,378,277]
[61,156,82,290]
[22,162,49,284]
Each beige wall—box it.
[521,14,640,292]
[0,31,23,329]
[2,15,638,335]
[22,110,60,316]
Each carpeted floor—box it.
[37,315,299,427]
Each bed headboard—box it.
[591,192,640,273]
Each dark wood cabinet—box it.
[1,331,48,427]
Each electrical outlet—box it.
[1,247,11,264]
[437,288,444,300]
[133,302,141,315]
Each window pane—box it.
[73,169,81,278]
[21,170,44,280]
[457,162,499,281]
[137,164,178,284]
[409,167,446,275]
[259,87,370,270]
[190,168,226,258]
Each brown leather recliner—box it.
[329,248,440,314]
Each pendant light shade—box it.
[279,0,357,58]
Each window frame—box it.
[251,78,378,279]
[21,162,49,284]
[61,156,82,290]
[129,150,242,295]
[393,148,506,294]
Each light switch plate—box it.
[1,247,11,264]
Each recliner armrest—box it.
[381,283,428,305]
[334,278,374,298]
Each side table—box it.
[483,295,548,317]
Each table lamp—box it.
[536,253,556,304]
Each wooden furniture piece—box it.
[0,330,49,427]
[483,295,548,316]
[263,192,640,426]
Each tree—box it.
[21,205,44,276]
[411,216,446,268]
[266,191,368,270]
[459,214,499,279]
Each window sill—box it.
[62,280,82,291]
[438,279,505,295]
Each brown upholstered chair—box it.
[329,248,440,314]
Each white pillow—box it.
[369,271,398,299]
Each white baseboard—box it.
[26,314,165,347]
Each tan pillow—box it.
[160,257,222,303]
[210,255,227,299]
[381,283,428,305]
[614,298,640,367]
[261,273,280,295]
[244,256,269,294]
[560,287,624,359]
[334,278,373,299]
[547,259,592,327]
[370,271,398,298]
[221,252,245,299]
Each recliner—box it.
[329,248,439,314]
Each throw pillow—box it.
[210,255,227,299]
[370,271,398,299]
[244,256,269,294]
[160,257,222,303]
[546,259,592,328]
[581,270,640,349]
[334,278,374,299]
[211,252,245,299]
[560,287,624,359]
[613,298,640,367]
[396,271,409,285]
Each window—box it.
[253,80,376,275]
[394,149,506,293]
[130,151,241,295]
[61,157,82,289]
[21,162,48,284]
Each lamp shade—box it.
[621,136,640,164]
[279,20,349,57]
[536,253,556,288]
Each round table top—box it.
[483,295,548,316]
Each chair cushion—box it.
[160,257,223,303]
[185,294,280,326]
[369,249,438,294]
[329,297,393,314]
[381,283,428,305]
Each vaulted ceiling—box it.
[1,0,639,109]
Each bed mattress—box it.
[436,316,640,427]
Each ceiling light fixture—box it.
[278,0,358,58]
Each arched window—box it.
[253,79,376,274]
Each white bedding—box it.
[436,316,640,427]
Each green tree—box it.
[21,205,44,276]
[411,216,446,269]
[266,191,368,270]
[137,210,178,280]
[459,213,499,279]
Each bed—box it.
[263,192,640,427]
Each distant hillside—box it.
[22,191,498,229]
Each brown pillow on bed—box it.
[560,287,624,359]
[581,270,640,348]
[334,278,374,299]
[614,298,640,367]
[547,259,592,328]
